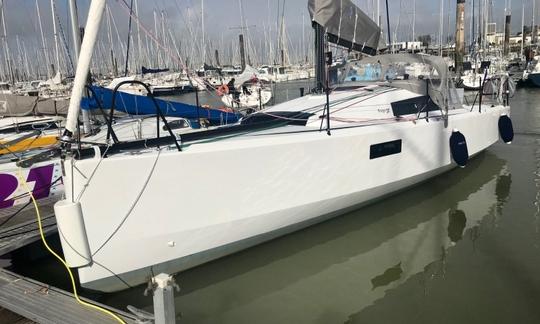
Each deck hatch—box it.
[370,140,402,159]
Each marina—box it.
[0,0,539,323]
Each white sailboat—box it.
[50,0,514,292]
[219,65,272,109]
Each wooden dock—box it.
[0,306,35,324]
[0,197,58,256]
[0,200,142,324]
[0,269,138,324]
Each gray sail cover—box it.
[0,94,69,117]
[308,0,381,55]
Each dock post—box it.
[152,273,178,324]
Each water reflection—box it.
[447,209,467,244]
[371,262,403,290]
[496,174,512,205]
[534,139,540,243]
[101,151,509,324]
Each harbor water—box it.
[9,84,540,324]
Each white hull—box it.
[0,116,192,211]
[63,103,508,292]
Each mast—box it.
[69,0,92,135]
[446,0,451,45]
[385,0,391,49]
[533,0,536,44]
[479,0,483,49]
[124,0,134,76]
[105,4,115,75]
[504,0,512,57]
[160,11,167,68]
[1,0,14,84]
[471,0,475,47]
[201,0,205,64]
[135,0,144,68]
[377,0,380,26]
[522,1,525,57]
[153,10,158,66]
[455,0,466,75]
[239,34,246,70]
[412,0,416,43]
[15,35,23,81]
[68,0,82,63]
[50,0,61,75]
[302,12,305,63]
[64,0,107,136]
[439,0,444,56]
[23,42,31,80]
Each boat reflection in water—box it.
[105,151,510,324]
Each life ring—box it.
[217,84,229,96]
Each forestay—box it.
[308,0,381,55]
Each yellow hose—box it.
[17,168,127,324]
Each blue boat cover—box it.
[82,86,240,126]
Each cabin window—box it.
[370,140,402,159]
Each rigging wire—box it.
[52,0,75,75]
[116,0,227,101]
[57,227,133,289]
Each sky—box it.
[0,0,537,76]
[1,0,535,42]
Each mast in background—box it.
[455,0,466,75]
[36,0,52,78]
[385,0,391,50]
[134,0,144,68]
[503,0,512,56]
[68,0,81,63]
[412,0,416,43]
[533,0,537,44]
[439,0,444,56]
[521,1,525,57]
[377,0,380,26]
[50,0,61,75]
[471,0,475,48]
[201,0,206,64]
[0,0,14,83]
